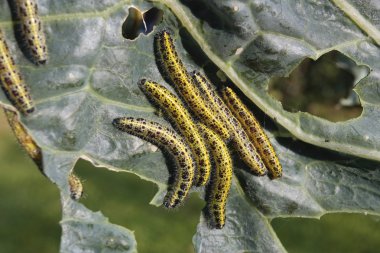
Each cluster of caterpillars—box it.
[113,30,282,229]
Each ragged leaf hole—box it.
[272,213,380,253]
[268,50,368,122]
[73,159,204,252]
[121,7,163,40]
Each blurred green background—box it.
[1,109,380,253]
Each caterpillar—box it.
[4,108,42,169]
[13,0,48,65]
[68,173,84,201]
[197,123,232,229]
[222,87,282,179]
[0,28,35,114]
[192,72,267,176]
[154,30,230,140]
[112,117,195,208]
[139,79,211,186]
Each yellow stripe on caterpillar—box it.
[154,30,230,140]
[139,79,211,186]
[112,117,195,208]
[197,123,232,229]
[0,28,35,114]
[13,0,48,65]
[223,87,282,179]
[192,72,266,176]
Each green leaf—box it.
[1,0,380,252]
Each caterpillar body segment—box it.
[223,87,282,179]
[112,117,195,208]
[139,79,211,186]
[197,123,232,229]
[0,28,34,114]
[154,30,230,140]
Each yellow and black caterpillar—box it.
[4,108,40,166]
[222,87,282,179]
[113,117,195,208]
[198,123,232,229]
[12,0,48,65]
[0,28,34,114]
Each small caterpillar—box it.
[197,123,232,229]
[0,28,35,114]
[154,30,230,140]
[14,0,48,65]
[192,72,267,176]
[68,173,84,201]
[139,79,211,186]
[222,87,282,179]
[4,108,42,169]
[112,117,195,208]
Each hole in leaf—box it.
[272,213,380,253]
[122,7,163,40]
[74,159,203,253]
[268,51,369,122]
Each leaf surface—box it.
[1,1,380,252]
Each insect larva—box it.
[68,173,84,201]
[139,79,211,186]
[223,87,282,179]
[192,72,267,176]
[154,30,230,140]
[231,124,267,176]
[112,117,195,208]
[197,123,232,229]
[4,108,42,169]
[14,0,48,65]
[0,28,35,114]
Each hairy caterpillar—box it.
[192,72,267,176]
[197,123,232,229]
[139,79,211,186]
[0,28,35,114]
[4,108,41,169]
[13,0,48,65]
[154,30,230,140]
[112,117,195,208]
[68,173,84,201]
[222,87,282,179]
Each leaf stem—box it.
[332,0,380,46]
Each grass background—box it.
[1,109,380,253]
